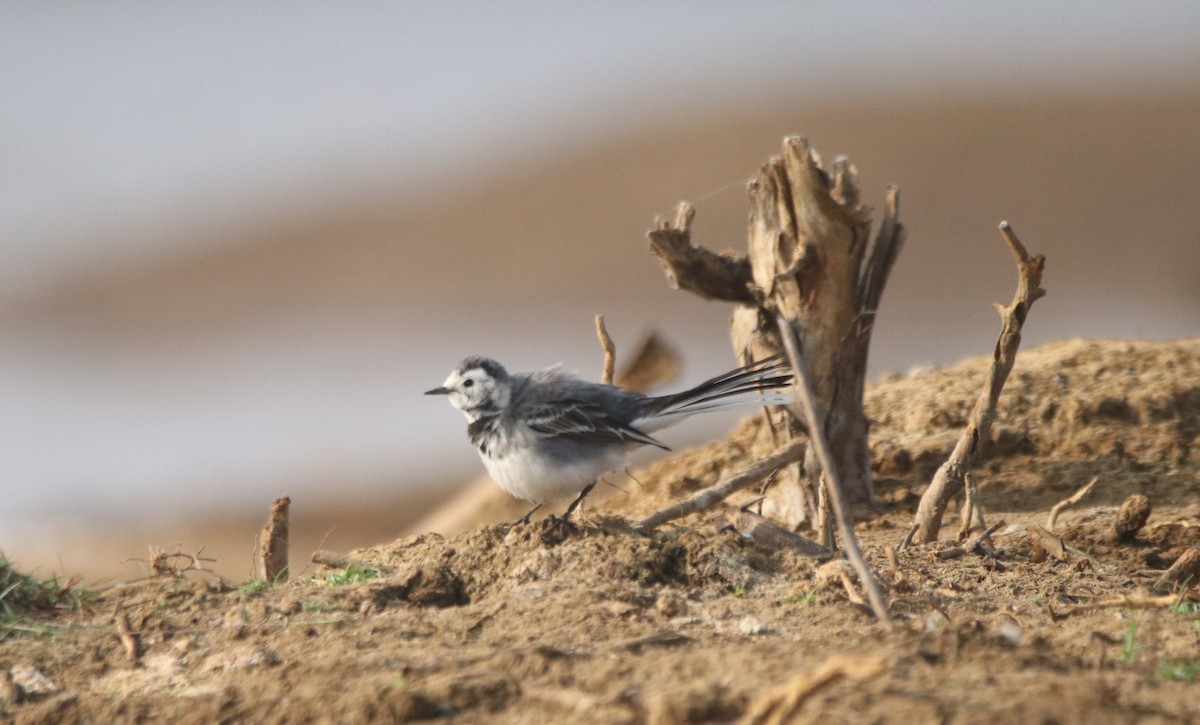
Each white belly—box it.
[481,445,627,504]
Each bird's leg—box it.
[513,502,543,525]
[562,480,598,521]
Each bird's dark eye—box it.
[462,379,475,388]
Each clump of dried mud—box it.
[3,338,1199,724]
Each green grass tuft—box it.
[1,552,92,639]
[318,563,383,587]
[1158,659,1200,682]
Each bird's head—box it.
[425,356,512,420]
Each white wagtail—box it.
[426,354,793,522]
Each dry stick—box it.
[1047,592,1187,620]
[816,475,835,550]
[1047,476,1100,532]
[956,471,979,541]
[968,521,1005,555]
[776,317,893,628]
[633,440,806,531]
[903,222,1046,548]
[740,654,891,725]
[595,315,617,386]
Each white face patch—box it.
[443,364,510,419]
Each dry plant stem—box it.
[258,495,290,583]
[595,315,617,386]
[1047,476,1100,531]
[633,440,806,531]
[906,222,1046,546]
[957,472,980,541]
[777,316,893,628]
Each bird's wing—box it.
[523,398,669,450]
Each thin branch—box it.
[1047,592,1189,620]
[595,315,617,385]
[633,440,806,531]
[957,472,979,541]
[647,202,756,304]
[903,222,1045,547]
[776,316,893,628]
[1047,476,1100,531]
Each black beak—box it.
[425,386,450,396]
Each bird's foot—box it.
[538,514,579,546]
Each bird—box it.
[425,353,793,522]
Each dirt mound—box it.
[3,338,1199,723]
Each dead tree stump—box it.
[650,137,904,527]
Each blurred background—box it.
[3,2,1198,581]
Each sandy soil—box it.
[3,337,1199,723]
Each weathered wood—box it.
[1047,476,1100,531]
[257,495,290,583]
[654,138,903,528]
[1153,548,1200,593]
[777,316,893,628]
[648,202,755,304]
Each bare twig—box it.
[595,315,617,386]
[1047,476,1100,532]
[123,545,218,577]
[634,441,806,531]
[740,654,891,725]
[904,222,1045,547]
[935,546,966,561]
[895,523,919,555]
[816,475,834,550]
[257,495,290,584]
[1047,592,1189,620]
[957,472,980,541]
[647,202,756,304]
[968,521,1005,556]
[777,317,893,628]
